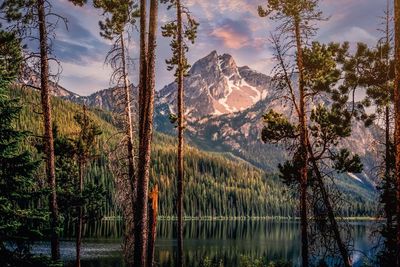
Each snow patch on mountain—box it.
[347,172,363,183]
[157,51,272,120]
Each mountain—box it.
[10,51,379,219]
[20,50,379,192]
[154,51,379,187]
[158,51,272,119]
[19,66,138,113]
[8,85,376,220]
[19,67,79,98]
[2,85,315,219]
[64,85,138,113]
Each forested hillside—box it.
[7,86,376,226]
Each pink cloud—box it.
[211,27,250,49]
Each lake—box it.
[32,220,377,267]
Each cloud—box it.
[328,26,377,45]
[211,22,251,49]
[187,0,260,19]
[29,0,385,95]
[59,60,113,96]
[210,18,264,50]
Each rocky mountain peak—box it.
[189,50,219,76]
[158,51,272,120]
[18,66,79,98]
[219,53,241,82]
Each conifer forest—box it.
[1,0,400,266]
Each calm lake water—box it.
[32,220,376,267]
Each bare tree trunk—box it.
[176,0,185,266]
[121,34,136,197]
[138,0,148,140]
[147,186,159,267]
[294,18,309,267]
[133,0,148,264]
[394,0,400,266]
[108,145,135,266]
[134,0,158,265]
[385,0,394,232]
[307,143,352,267]
[76,160,84,267]
[120,33,137,267]
[37,0,59,261]
[386,0,392,181]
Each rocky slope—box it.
[19,67,79,98]
[154,51,380,189]
[64,85,138,113]
[158,51,272,119]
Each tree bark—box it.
[394,0,400,266]
[138,0,148,140]
[120,33,137,266]
[307,143,352,267]
[133,0,148,265]
[134,0,158,265]
[176,0,185,266]
[121,34,136,197]
[147,186,159,267]
[37,0,60,261]
[294,18,309,267]
[76,160,84,267]
[385,0,394,234]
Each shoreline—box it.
[101,216,378,222]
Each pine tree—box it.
[0,30,23,83]
[343,5,396,263]
[0,0,61,259]
[161,0,198,265]
[70,106,101,266]
[258,2,324,265]
[259,2,361,265]
[260,42,360,266]
[0,32,47,266]
[93,1,138,263]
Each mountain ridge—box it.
[158,51,272,119]
[18,51,381,190]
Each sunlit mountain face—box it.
[157,51,271,119]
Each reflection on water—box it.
[34,220,374,267]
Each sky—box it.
[47,0,388,96]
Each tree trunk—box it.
[138,0,148,140]
[385,0,394,233]
[37,0,60,261]
[176,1,185,266]
[147,186,159,267]
[394,0,400,266]
[294,18,309,267]
[121,34,136,197]
[133,0,148,265]
[386,0,392,180]
[307,143,352,267]
[76,160,84,267]
[134,0,158,265]
[120,33,137,266]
